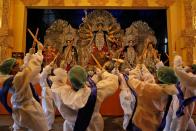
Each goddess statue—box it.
[59,25,78,71]
[44,20,78,70]
[123,34,138,68]
[142,35,160,74]
[78,10,122,68]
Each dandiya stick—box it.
[32,28,39,48]
[165,52,169,59]
[28,28,40,44]
[64,45,73,62]
[50,52,59,65]
[91,54,102,69]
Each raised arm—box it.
[96,71,119,101]
[13,43,43,90]
[21,48,35,69]
[175,67,196,90]
[127,65,174,95]
[40,65,52,88]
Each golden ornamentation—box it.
[115,0,124,6]
[125,21,154,55]
[87,0,109,6]
[72,0,81,6]
[48,0,64,6]
[20,0,40,5]
[155,0,176,7]
[78,10,122,66]
[44,19,78,68]
[0,0,13,62]
[123,21,158,72]
[142,35,159,74]
[44,19,69,51]
[132,0,148,7]
[181,0,196,66]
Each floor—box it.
[0,115,124,131]
[1,115,196,131]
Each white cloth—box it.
[155,61,164,70]
[11,50,48,131]
[118,73,135,130]
[164,95,196,131]
[50,68,67,85]
[166,67,196,131]
[51,70,119,131]
[173,55,183,68]
[22,51,41,85]
[40,65,55,130]
[127,64,177,131]
[21,53,33,69]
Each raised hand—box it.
[29,48,35,55]
[37,42,44,51]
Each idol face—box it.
[95,31,105,50]
[66,39,74,46]
[127,35,136,47]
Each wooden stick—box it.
[164,52,169,65]
[112,58,124,63]
[91,54,102,69]
[165,52,169,59]
[52,53,59,63]
[64,45,73,62]
[32,28,39,48]
[49,52,59,66]
[164,59,169,65]
[28,28,40,44]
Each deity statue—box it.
[42,40,58,65]
[109,42,123,59]
[44,20,78,70]
[59,25,78,71]
[78,10,122,68]
[123,34,138,68]
[125,21,154,56]
[142,35,160,74]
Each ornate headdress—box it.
[44,19,69,50]
[125,21,154,55]
[78,10,122,48]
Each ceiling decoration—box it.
[48,0,64,6]
[87,0,109,6]
[20,0,41,5]
[132,0,148,7]
[155,0,176,7]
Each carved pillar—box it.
[0,0,13,62]
[0,36,12,62]
[181,0,196,66]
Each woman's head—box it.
[68,65,88,91]
[0,58,19,75]
[192,64,196,74]
[157,66,178,84]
